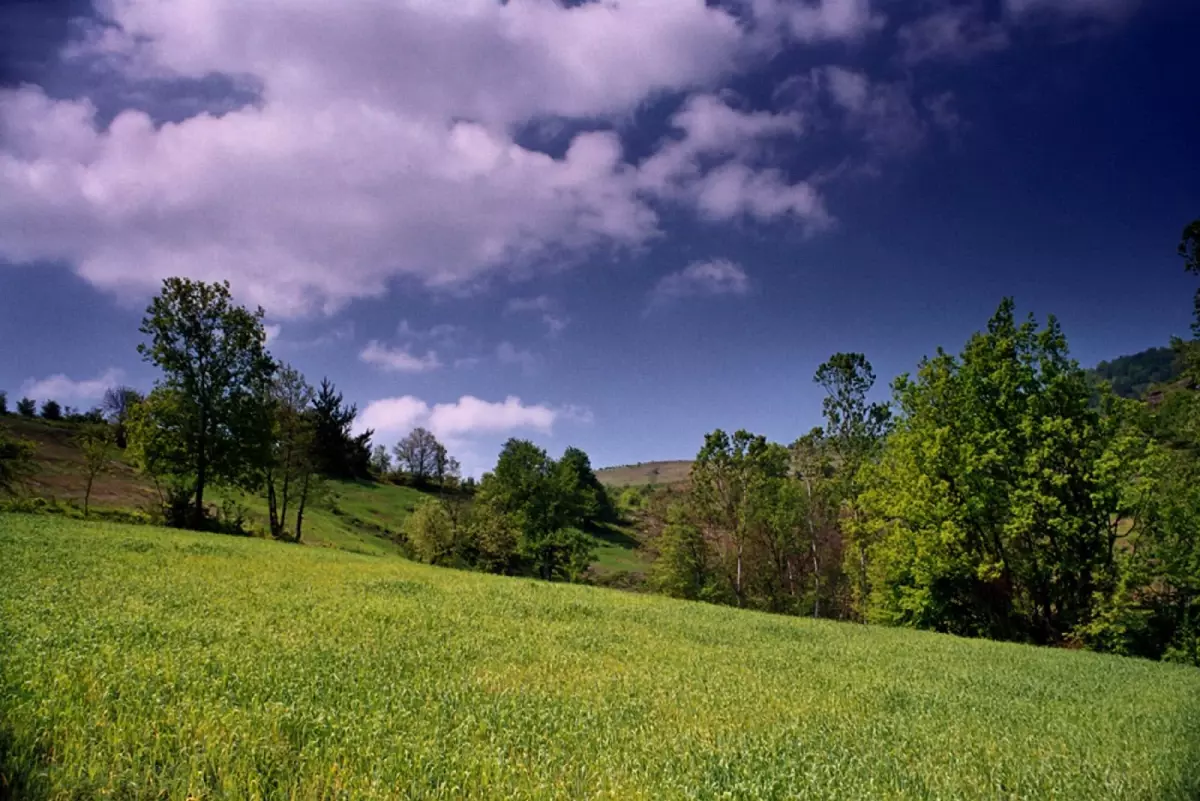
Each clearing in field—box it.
[1,513,1198,800]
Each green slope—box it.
[2,514,1197,800]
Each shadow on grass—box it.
[587,521,640,550]
[0,724,49,801]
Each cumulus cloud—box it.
[638,94,827,228]
[649,259,751,308]
[359,341,441,373]
[356,394,568,439]
[0,0,837,317]
[20,368,125,404]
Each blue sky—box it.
[1,0,1197,475]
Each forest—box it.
[2,219,1199,666]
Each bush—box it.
[16,397,36,418]
[0,433,37,496]
[404,500,458,565]
[40,399,62,421]
[0,391,7,415]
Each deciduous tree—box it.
[136,278,275,528]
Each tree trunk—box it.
[84,475,94,517]
[266,475,280,538]
[193,409,208,529]
[811,540,821,618]
[294,470,311,543]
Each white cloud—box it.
[359,340,441,373]
[751,0,884,43]
[264,323,282,344]
[428,396,557,438]
[638,94,829,229]
[649,258,751,308]
[356,395,430,437]
[20,368,125,405]
[357,394,566,439]
[0,0,850,316]
[496,341,540,374]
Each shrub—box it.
[40,399,62,421]
[404,500,458,565]
[0,391,7,415]
[16,397,36,418]
[0,432,37,496]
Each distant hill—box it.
[1090,346,1182,400]
[596,460,691,488]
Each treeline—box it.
[645,220,1200,665]
[0,277,617,583]
[403,441,615,580]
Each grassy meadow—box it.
[2,514,1199,799]
[594,459,692,488]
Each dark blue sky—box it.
[1,0,1196,474]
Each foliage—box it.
[689,429,788,607]
[393,426,444,484]
[1,515,1198,800]
[473,439,604,581]
[648,503,713,601]
[1090,347,1182,400]
[0,432,36,496]
[0,391,6,415]
[404,499,458,565]
[369,444,392,477]
[856,300,1129,644]
[137,277,275,528]
[75,424,115,516]
[15,397,36,418]
[39,399,62,421]
[1181,217,1200,335]
[311,378,373,480]
[125,388,198,527]
[261,364,318,542]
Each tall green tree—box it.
[690,429,789,607]
[858,300,1128,644]
[311,378,373,479]
[475,439,595,581]
[15,397,35,418]
[394,427,442,484]
[261,364,317,542]
[136,278,275,528]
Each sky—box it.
[1,0,1197,476]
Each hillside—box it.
[596,459,691,488]
[0,415,644,570]
[1089,345,1183,399]
[2,514,1198,799]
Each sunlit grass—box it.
[1,513,1197,799]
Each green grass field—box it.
[2,514,1198,799]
